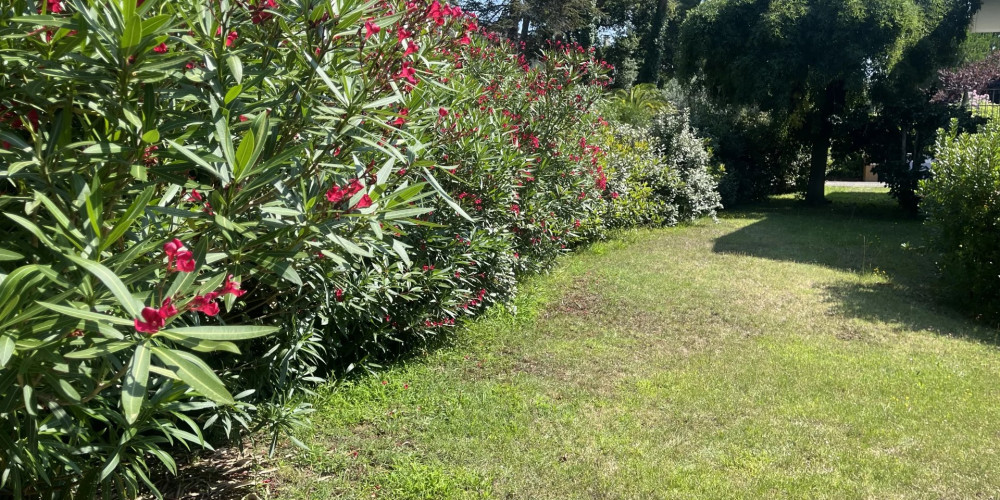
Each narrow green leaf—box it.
[0,249,25,262]
[101,186,154,252]
[233,129,255,180]
[166,139,229,184]
[226,54,243,84]
[122,342,151,424]
[141,130,160,143]
[0,335,15,368]
[82,143,123,154]
[153,331,241,354]
[150,347,235,405]
[53,377,81,403]
[141,14,172,36]
[392,239,412,267]
[422,167,473,222]
[326,233,372,257]
[98,447,122,481]
[260,258,303,286]
[121,0,135,20]
[224,84,243,105]
[121,15,141,50]
[161,325,277,342]
[63,340,133,359]
[6,213,58,250]
[65,255,142,318]
[36,301,134,327]
[213,113,236,175]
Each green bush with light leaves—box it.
[920,120,1000,326]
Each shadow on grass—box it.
[714,193,929,286]
[715,189,1000,346]
[821,281,1000,346]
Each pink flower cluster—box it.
[326,179,373,210]
[135,240,247,333]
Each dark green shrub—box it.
[920,121,1000,325]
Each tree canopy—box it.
[678,0,981,204]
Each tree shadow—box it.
[715,190,1000,346]
[821,280,1000,346]
[715,194,929,287]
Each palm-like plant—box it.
[607,84,672,126]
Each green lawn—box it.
[273,187,1000,499]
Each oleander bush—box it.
[0,0,715,496]
[920,121,1000,326]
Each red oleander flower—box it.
[427,0,445,25]
[403,42,419,56]
[190,293,220,316]
[225,30,238,47]
[165,238,196,272]
[510,204,520,215]
[346,179,364,196]
[186,189,203,202]
[352,194,373,210]
[326,185,346,203]
[391,108,409,126]
[438,108,448,118]
[458,34,471,45]
[164,238,184,258]
[174,250,196,272]
[134,307,164,333]
[335,288,344,302]
[220,274,246,297]
[596,173,607,191]
[395,62,417,84]
[364,19,380,40]
[251,0,277,24]
[160,297,178,318]
[397,27,411,42]
[153,42,169,53]
[134,299,177,334]
[44,0,63,13]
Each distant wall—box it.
[972,0,1000,33]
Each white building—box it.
[971,0,1000,33]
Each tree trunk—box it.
[806,81,845,205]
[637,0,669,85]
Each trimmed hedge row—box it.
[0,0,718,496]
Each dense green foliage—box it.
[0,0,718,496]
[920,121,1000,325]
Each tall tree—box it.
[637,0,670,84]
[677,0,980,205]
[459,0,600,46]
[632,0,699,85]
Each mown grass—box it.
[272,187,1000,499]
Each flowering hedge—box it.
[0,0,716,496]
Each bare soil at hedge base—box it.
[168,187,1000,499]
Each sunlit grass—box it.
[273,187,1000,499]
